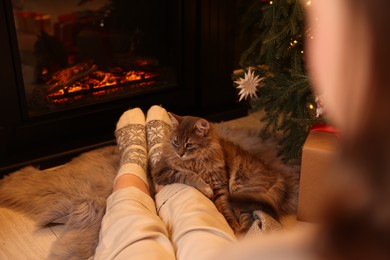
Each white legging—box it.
[94,183,237,260]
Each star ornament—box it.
[234,69,264,101]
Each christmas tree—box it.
[234,0,322,161]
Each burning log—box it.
[29,58,174,109]
[40,62,160,104]
[47,63,97,93]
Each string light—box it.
[270,1,273,5]
[306,1,311,6]
[290,39,298,47]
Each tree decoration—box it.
[315,95,326,118]
[234,68,264,101]
[234,0,323,161]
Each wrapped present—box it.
[297,129,339,222]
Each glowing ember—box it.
[44,63,159,103]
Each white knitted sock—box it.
[146,105,172,168]
[114,108,148,186]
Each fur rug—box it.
[0,146,119,259]
[0,125,299,259]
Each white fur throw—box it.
[0,146,119,259]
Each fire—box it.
[44,63,159,104]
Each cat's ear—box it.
[195,119,210,136]
[168,112,181,130]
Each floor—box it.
[0,110,267,259]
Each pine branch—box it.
[236,0,318,161]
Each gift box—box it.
[297,130,339,222]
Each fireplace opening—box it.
[14,0,179,116]
[29,57,176,115]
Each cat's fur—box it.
[152,114,300,234]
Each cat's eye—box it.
[185,143,194,148]
[172,139,179,146]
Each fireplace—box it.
[15,0,182,117]
[0,0,247,175]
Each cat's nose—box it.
[178,149,185,158]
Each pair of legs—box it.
[94,106,237,260]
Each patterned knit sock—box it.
[114,108,148,187]
[146,105,172,168]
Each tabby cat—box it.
[152,113,300,234]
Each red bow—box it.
[311,123,341,138]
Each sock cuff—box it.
[115,164,149,187]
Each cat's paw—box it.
[199,185,214,199]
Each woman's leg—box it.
[94,108,175,260]
[156,184,237,260]
[146,105,237,260]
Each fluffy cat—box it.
[152,113,300,234]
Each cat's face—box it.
[168,113,211,160]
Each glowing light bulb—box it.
[306,1,311,6]
[290,40,298,47]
